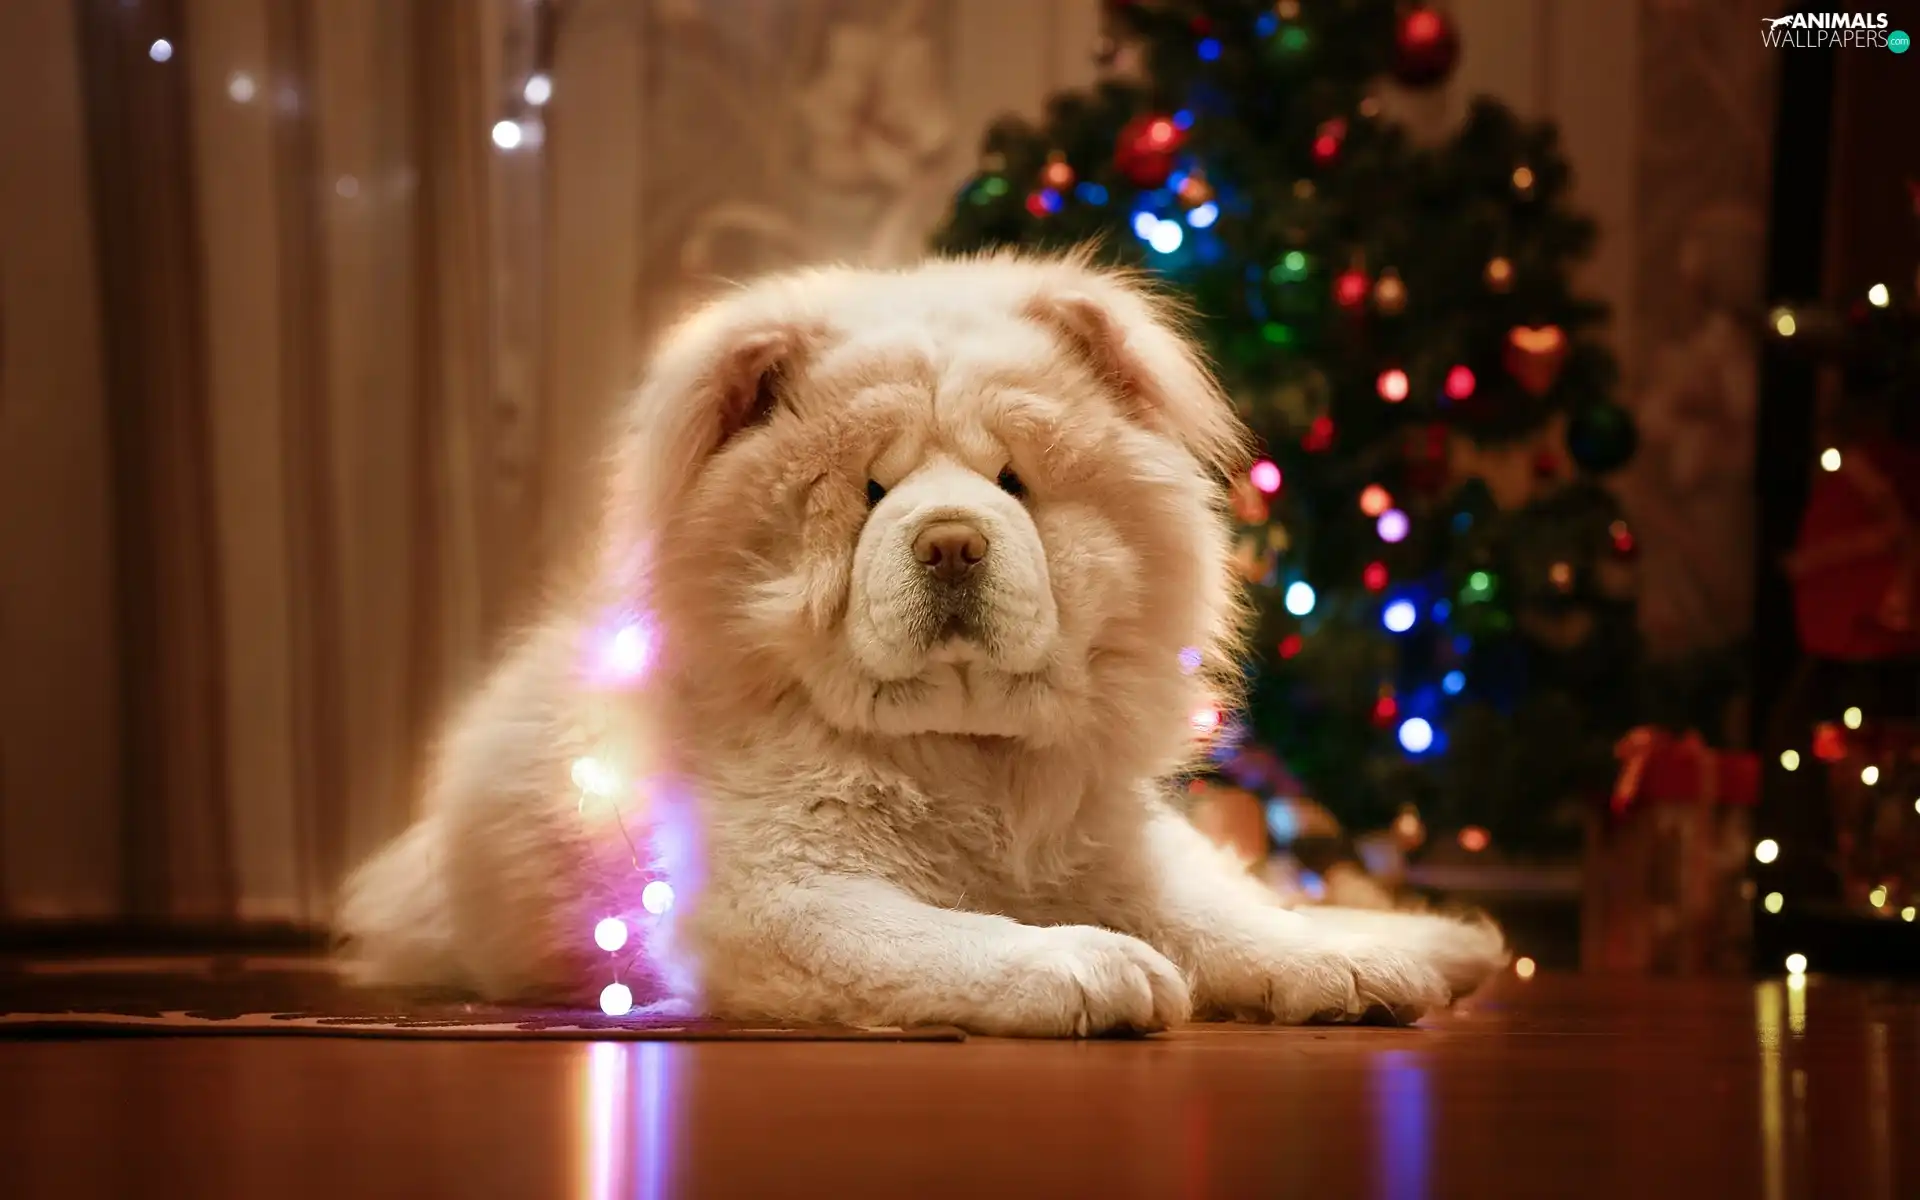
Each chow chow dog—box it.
[337,252,1508,1034]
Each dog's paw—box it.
[1197,938,1451,1026]
[1293,907,1511,1003]
[972,925,1192,1038]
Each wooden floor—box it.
[1,972,1915,1199]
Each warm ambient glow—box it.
[1457,825,1490,852]
[1784,953,1807,976]
[1359,484,1393,517]
[1820,447,1842,472]
[1867,282,1890,308]
[1772,307,1797,337]
[1754,838,1779,864]
[1843,706,1863,729]
[1779,750,1800,771]
[1861,765,1880,786]
[1763,892,1784,914]
[1903,907,1916,923]
[1513,956,1536,980]
[1869,885,1888,908]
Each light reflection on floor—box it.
[1370,1049,1431,1200]
[580,1041,679,1200]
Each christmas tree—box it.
[933,1,1642,857]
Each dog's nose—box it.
[913,521,989,584]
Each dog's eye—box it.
[866,480,887,508]
[996,467,1027,499]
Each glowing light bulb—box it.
[1843,705,1863,729]
[571,756,620,797]
[1398,717,1434,754]
[1771,307,1797,337]
[1284,581,1316,616]
[1442,670,1466,695]
[523,72,553,106]
[1443,365,1476,401]
[1513,956,1536,980]
[1869,885,1888,908]
[1148,220,1185,254]
[1359,484,1392,517]
[1250,459,1282,493]
[1862,765,1880,786]
[1383,599,1417,633]
[491,119,524,150]
[1377,368,1410,403]
[1763,892,1784,914]
[1754,838,1779,864]
[1820,447,1842,472]
[1187,201,1219,229]
[641,880,675,916]
[1779,749,1800,771]
[1362,561,1389,592]
[1132,211,1159,239]
[1784,953,1807,976]
[227,71,256,103]
[1458,825,1489,852]
[1867,282,1890,308]
[1903,907,1916,922]
[594,917,629,952]
[1376,508,1410,544]
[599,981,634,1016]
[149,39,174,63]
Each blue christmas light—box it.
[1453,634,1472,654]
[1198,37,1222,61]
[1255,12,1280,37]
[1399,717,1435,754]
[1383,599,1417,633]
[1432,599,1452,622]
[1173,109,1195,130]
[1443,670,1466,695]
[1075,181,1108,206]
[1036,188,1063,214]
[1132,210,1159,239]
[1265,799,1299,844]
[1452,511,1473,532]
[1187,201,1219,228]
[1147,220,1185,253]
[1284,581,1316,616]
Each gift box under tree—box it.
[1582,728,1760,974]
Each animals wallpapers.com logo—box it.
[1762,12,1908,51]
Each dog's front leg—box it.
[697,874,1190,1036]
[1086,804,1451,1024]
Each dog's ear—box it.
[1026,273,1249,475]
[597,306,819,579]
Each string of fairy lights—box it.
[1758,274,1920,979]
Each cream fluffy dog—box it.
[337,253,1508,1035]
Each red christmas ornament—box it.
[1392,5,1460,90]
[1363,561,1390,592]
[1505,325,1570,396]
[1114,114,1185,187]
[1311,118,1347,167]
[1302,414,1335,453]
[1812,722,1848,763]
[1333,267,1370,310]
